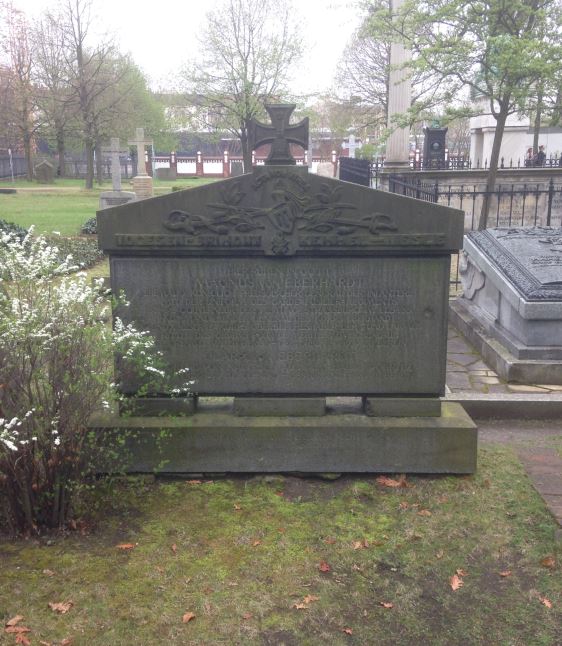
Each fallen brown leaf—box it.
[376,475,406,488]
[436,550,444,559]
[186,479,202,485]
[43,569,55,577]
[352,540,368,550]
[379,601,394,609]
[182,611,196,623]
[116,543,136,550]
[293,603,309,610]
[277,527,286,533]
[540,596,552,608]
[5,626,31,635]
[48,601,74,614]
[39,641,52,646]
[540,556,556,569]
[417,509,432,517]
[324,537,336,544]
[242,613,253,620]
[450,574,463,591]
[5,616,24,627]
[252,539,262,547]
[456,568,468,577]
[233,504,242,511]
[60,639,73,646]
[15,634,31,645]
[319,561,331,572]
[499,570,512,577]
[171,543,177,555]
[399,501,409,510]
[303,595,319,604]
[342,627,353,635]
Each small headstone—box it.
[452,226,562,384]
[230,161,244,177]
[99,137,136,210]
[155,167,177,181]
[35,160,54,184]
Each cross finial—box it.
[249,104,309,165]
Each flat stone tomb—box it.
[453,227,562,385]
[96,151,476,473]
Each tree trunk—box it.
[478,106,509,230]
[23,132,33,181]
[95,135,103,185]
[240,128,253,173]
[84,138,94,189]
[56,127,65,178]
[533,85,543,153]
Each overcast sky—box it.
[17,0,362,96]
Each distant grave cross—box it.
[343,134,361,159]
[250,104,309,165]
[128,127,153,177]
[109,137,122,190]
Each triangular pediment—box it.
[97,167,463,256]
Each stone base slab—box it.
[89,402,477,474]
[363,397,441,417]
[120,396,197,416]
[132,175,153,199]
[450,299,562,385]
[234,397,326,416]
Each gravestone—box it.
[155,167,177,181]
[339,156,371,187]
[451,227,562,384]
[35,160,54,184]
[316,161,335,178]
[128,127,153,199]
[99,138,137,210]
[94,103,476,474]
[230,161,244,177]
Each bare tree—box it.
[180,0,302,171]
[0,2,42,180]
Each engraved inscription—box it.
[113,257,448,395]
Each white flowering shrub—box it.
[0,230,192,534]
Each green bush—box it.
[45,234,104,269]
[81,217,97,235]
[0,231,193,534]
[0,219,28,240]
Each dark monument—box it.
[423,127,448,169]
[95,103,476,474]
[339,157,372,187]
[451,227,562,384]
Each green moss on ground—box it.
[1,445,560,645]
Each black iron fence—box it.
[388,174,562,293]
[0,155,27,179]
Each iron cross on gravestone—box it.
[250,104,308,165]
[128,127,153,177]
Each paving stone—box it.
[447,338,479,354]
[470,370,489,376]
[447,353,481,367]
[508,384,551,393]
[471,376,501,385]
[485,384,511,393]
[536,384,562,392]
[446,373,472,389]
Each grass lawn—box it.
[1,444,560,645]
[0,178,217,236]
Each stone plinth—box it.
[132,175,153,199]
[99,190,136,210]
[452,227,562,384]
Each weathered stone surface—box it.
[35,160,54,184]
[91,402,477,474]
[455,227,562,384]
[99,190,136,210]
[363,397,442,417]
[120,396,197,417]
[234,397,326,417]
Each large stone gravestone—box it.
[451,227,562,384]
[95,104,476,474]
[35,160,54,184]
